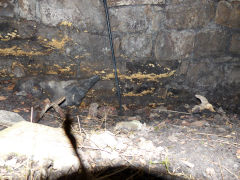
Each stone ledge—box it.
[107,0,165,7]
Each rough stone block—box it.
[107,0,165,7]
[109,6,150,33]
[215,1,240,28]
[0,0,14,17]
[121,34,152,58]
[194,30,229,58]
[16,0,105,32]
[155,30,195,61]
[230,33,240,55]
[166,1,215,30]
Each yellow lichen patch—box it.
[0,30,19,41]
[60,21,72,27]
[12,62,24,69]
[47,64,75,75]
[38,35,71,50]
[46,70,58,75]
[104,70,176,82]
[0,46,48,56]
[58,66,71,73]
[95,70,106,74]
[47,36,70,49]
[123,88,155,97]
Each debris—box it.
[181,160,194,168]
[36,96,66,122]
[115,120,144,131]
[237,149,240,159]
[205,167,217,179]
[181,120,190,126]
[190,120,208,127]
[122,104,129,111]
[0,96,7,101]
[87,103,99,119]
[192,94,215,113]
[149,112,160,119]
[154,106,192,115]
[168,135,178,142]
[127,115,141,121]
[98,106,117,117]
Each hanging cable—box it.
[102,0,123,115]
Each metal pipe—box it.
[102,0,123,115]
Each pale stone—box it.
[121,34,152,57]
[0,110,26,127]
[109,6,150,33]
[0,121,80,171]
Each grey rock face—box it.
[194,29,229,58]
[230,33,240,55]
[109,6,150,33]
[15,0,105,32]
[121,34,152,58]
[0,0,14,17]
[0,110,26,127]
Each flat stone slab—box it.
[0,110,26,127]
[0,121,79,172]
[107,0,165,7]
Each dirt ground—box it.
[0,79,240,180]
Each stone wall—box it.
[0,0,239,112]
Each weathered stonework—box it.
[230,33,240,55]
[194,29,229,58]
[121,34,152,58]
[166,1,215,30]
[109,6,150,33]
[0,0,239,112]
[155,30,195,61]
[215,0,240,28]
[15,0,105,32]
[107,0,165,7]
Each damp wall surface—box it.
[0,0,239,112]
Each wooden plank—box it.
[107,0,165,7]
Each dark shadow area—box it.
[59,114,186,180]
[55,166,186,180]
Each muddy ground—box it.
[0,78,239,180]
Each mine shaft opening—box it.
[0,0,239,180]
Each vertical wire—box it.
[103,0,123,115]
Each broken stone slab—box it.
[14,75,100,106]
[0,110,26,127]
[0,121,80,176]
